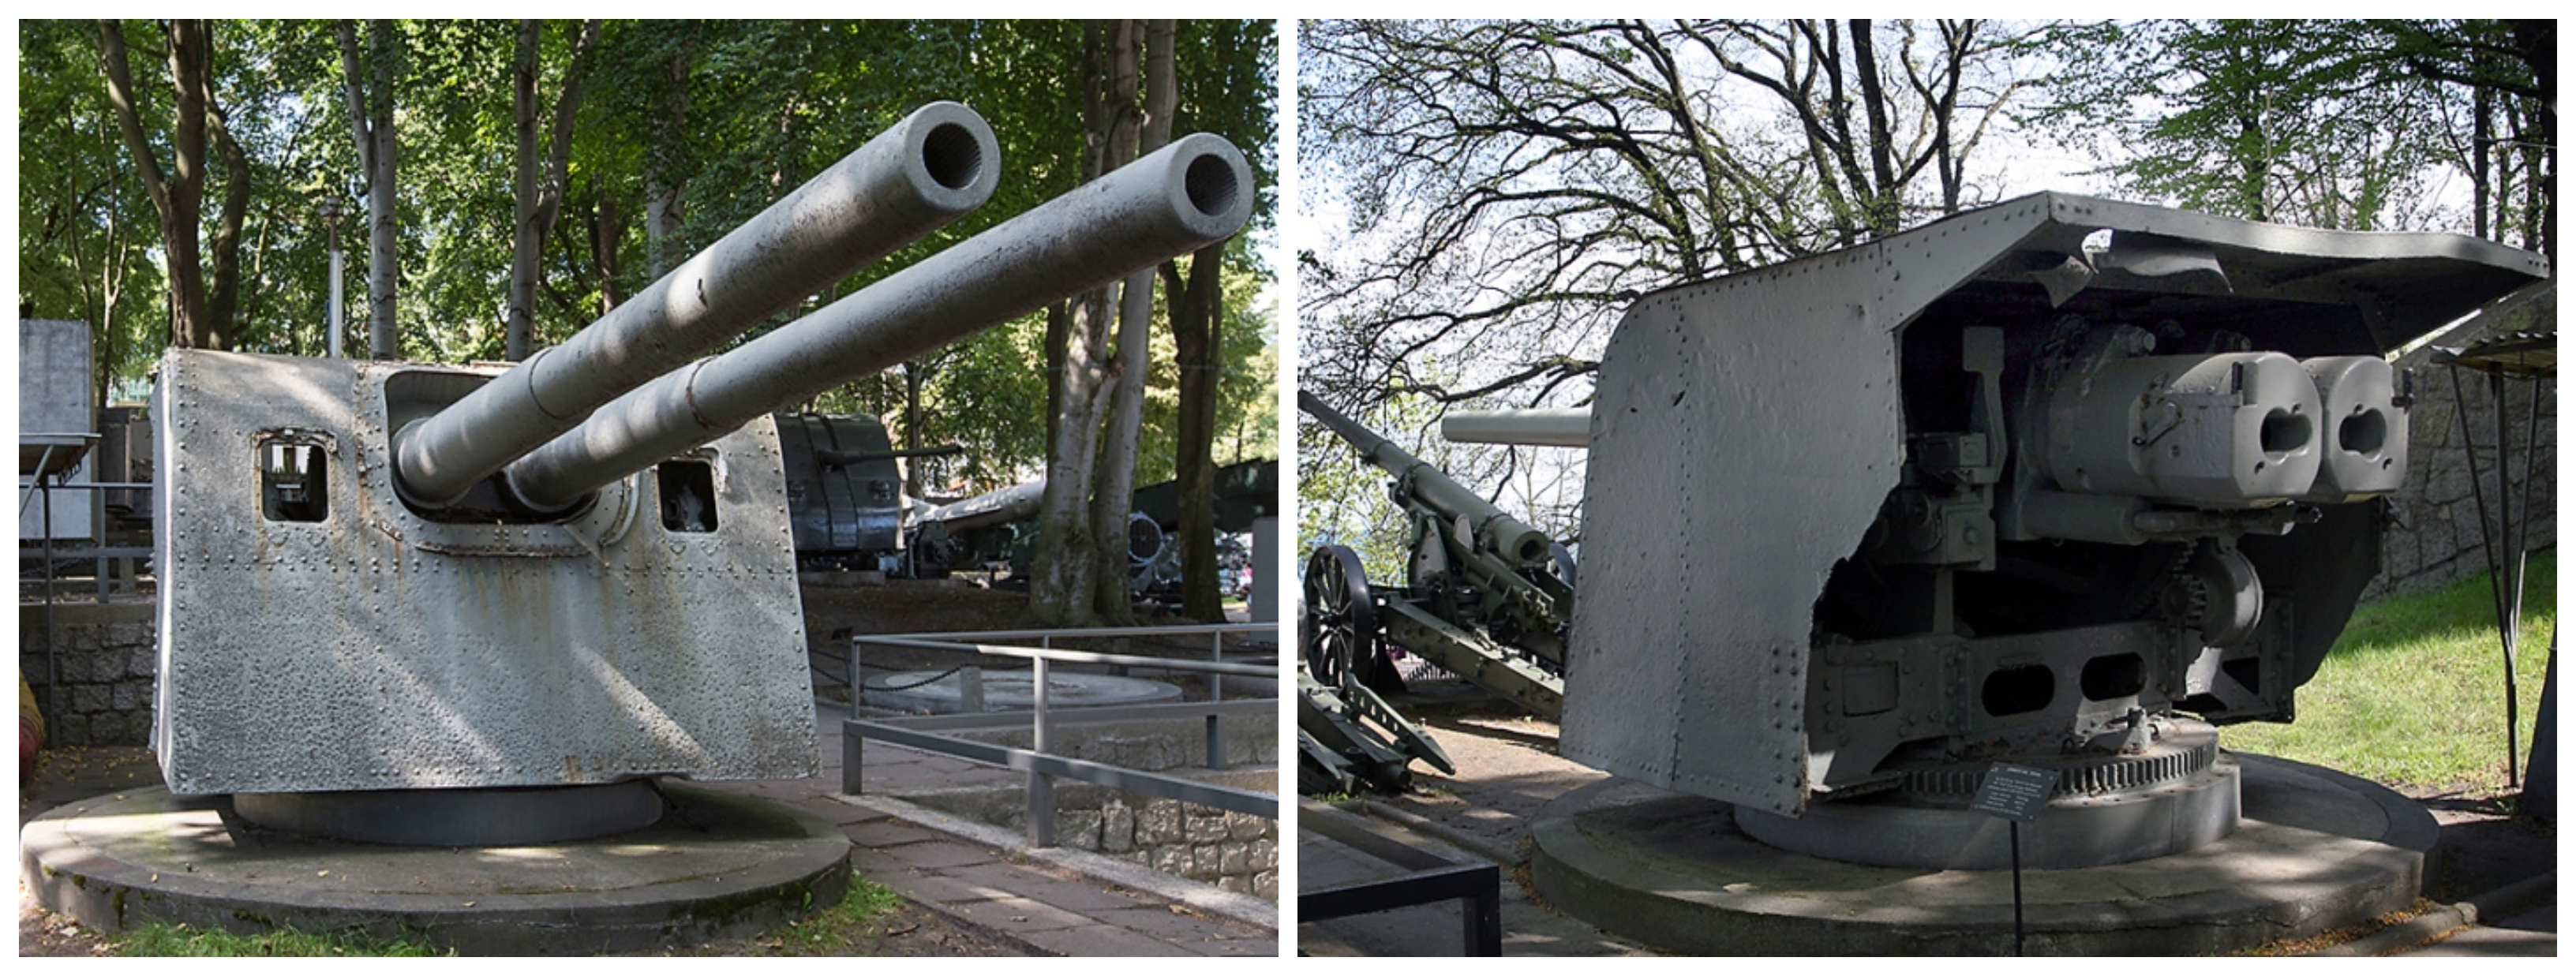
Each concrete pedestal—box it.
[1530,754,2435,955]
[21,783,849,955]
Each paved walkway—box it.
[1299,690,2553,957]
[688,701,1278,957]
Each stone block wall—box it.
[19,601,155,746]
[2368,290,2557,601]
[1046,785,1279,900]
[917,716,1282,900]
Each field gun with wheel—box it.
[1296,391,1574,791]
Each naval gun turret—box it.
[152,102,1254,844]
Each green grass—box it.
[105,877,909,957]
[2220,551,2555,795]
[113,923,449,957]
[736,877,910,955]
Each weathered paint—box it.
[1562,192,2549,817]
[153,350,815,795]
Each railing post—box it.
[1028,656,1056,847]
[841,727,866,795]
[1207,629,1227,769]
[860,638,881,705]
[960,665,986,712]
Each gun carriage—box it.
[151,101,1253,843]
[1303,193,2549,879]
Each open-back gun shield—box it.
[1561,192,2550,817]
[153,350,814,795]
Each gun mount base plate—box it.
[21,783,851,955]
[234,781,665,846]
[1530,753,2432,955]
[1736,758,2238,869]
[1737,721,2238,869]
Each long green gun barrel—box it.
[1297,391,1556,567]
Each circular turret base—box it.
[1735,751,2241,869]
[20,783,850,955]
[1530,754,2434,955]
[234,780,666,846]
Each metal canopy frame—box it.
[2433,322,2557,791]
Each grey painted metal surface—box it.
[152,350,816,795]
[774,412,904,564]
[506,133,1255,510]
[393,102,998,510]
[1562,192,2551,818]
[19,319,95,540]
[1440,409,1593,448]
[917,477,1046,533]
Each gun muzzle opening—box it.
[1185,151,1241,219]
[921,120,987,192]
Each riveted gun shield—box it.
[1556,193,2548,846]
[151,102,1253,797]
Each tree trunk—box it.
[646,42,691,279]
[97,19,212,350]
[204,82,250,350]
[1087,18,1174,623]
[507,19,600,361]
[340,20,402,360]
[1167,241,1225,621]
[1032,21,1134,628]
[903,363,925,498]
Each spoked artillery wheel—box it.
[1303,545,1396,693]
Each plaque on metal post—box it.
[1971,763,2061,823]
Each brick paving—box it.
[693,701,1279,957]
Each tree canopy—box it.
[17,18,1276,505]
[1297,17,2552,565]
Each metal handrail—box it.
[856,636,1275,679]
[841,622,1279,848]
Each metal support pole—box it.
[841,728,866,796]
[41,461,60,727]
[1207,630,1227,769]
[328,217,344,358]
[2010,820,2027,956]
[2494,366,2524,789]
[1028,656,1055,847]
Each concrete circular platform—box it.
[21,783,850,955]
[1530,753,2436,955]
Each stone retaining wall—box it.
[18,600,155,746]
[2368,290,2557,601]
[912,717,1281,900]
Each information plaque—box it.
[1971,763,2060,823]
